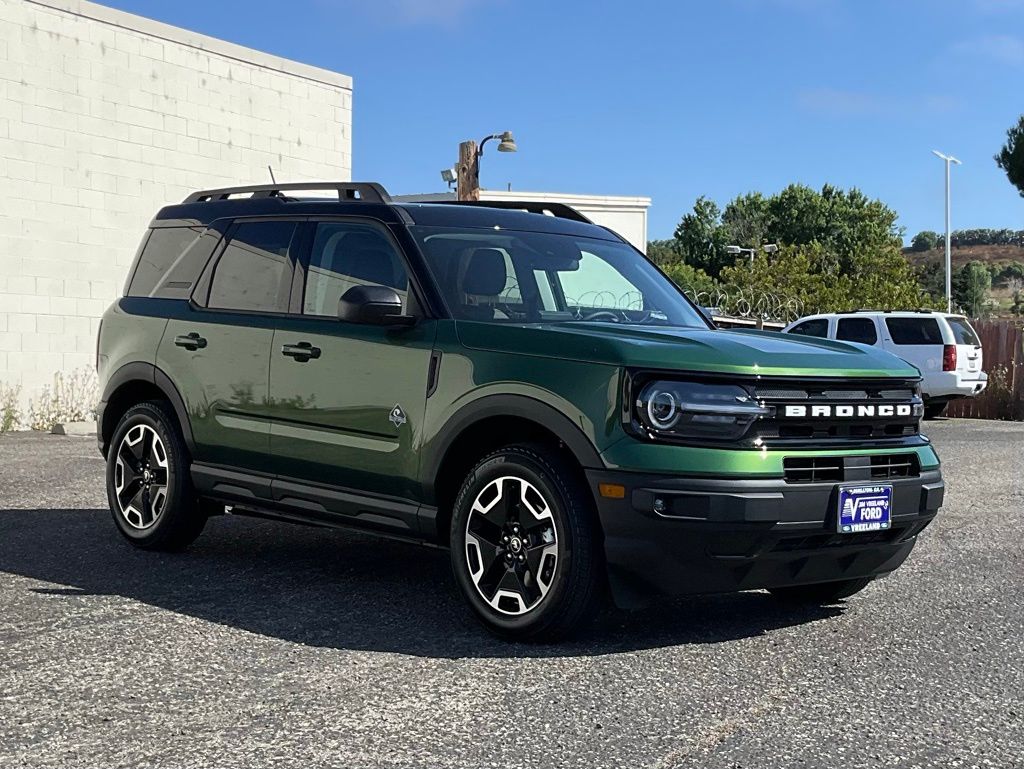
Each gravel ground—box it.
[0,420,1021,769]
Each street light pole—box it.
[456,131,517,201]
[932,150,962,313]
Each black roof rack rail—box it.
[183,182,391,204]
[432,199,594,224]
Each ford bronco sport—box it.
[97,182,944,641]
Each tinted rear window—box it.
[837,317,878,345]
[947,317,981,346]
[127,227,209,297]
[789,319,829,338]
[885,317,943,345]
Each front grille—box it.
[782,457,844,483]
[751,379,921,447]
[783,453,920,484]
[870,453,920,480]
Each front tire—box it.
[106,401,206,551]
[450,445,603,642]
[769,577,874,605]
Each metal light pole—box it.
[932,150,962,313]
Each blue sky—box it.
[102,0,1024,241]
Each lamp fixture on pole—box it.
[457,131,517,201]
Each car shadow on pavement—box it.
[0,508,844,658]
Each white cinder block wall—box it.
[0,0,352,406]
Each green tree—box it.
[672,196,734,277]
[668,184,930,316]
[718,241,934,317]
[953,261,992,317]
[661,262,718,300]
[645,239,681,269]
[915,260,945,301]
[721,192,770,249]
[995,114,1024,199]
[911,231,940,252]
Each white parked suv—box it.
[782,311,987,419]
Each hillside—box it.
[903,244,1024,270]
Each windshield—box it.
[410,226,709,328]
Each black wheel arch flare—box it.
[99,362,195,456]
[421,394,606,505]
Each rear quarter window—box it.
[885,317,943,345]
[127,226,219,299]
[947,317,981,346]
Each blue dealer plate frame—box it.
[838,484,892,533]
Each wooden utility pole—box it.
[456,140,480,201]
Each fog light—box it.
[653,497,667,514]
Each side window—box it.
[128,226,208,297]
[207,221,296,313]
[836,317,878,345]
[303,222,410,317]
[789,318,829,338]
[885,317,943,345]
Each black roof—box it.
[152,182,620,241]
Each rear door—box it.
[266,218,438,533]
[881,315,944,374]
[157,219,299,475]
[946,316,984,379]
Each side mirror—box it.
[338,285,415,326]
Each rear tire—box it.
[924,401,948,420]
[449,444,604,642]
[769,577,874,605]
[106,400,206,551]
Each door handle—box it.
[174,332,207,351]
[281,342,321,362]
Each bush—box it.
[27,368,99,432]
[911,231,940,252]
[0,383,20,433]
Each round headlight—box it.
[645,389,681,430]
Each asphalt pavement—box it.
[0,420,1021,768]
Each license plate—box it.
[838,485,892,533]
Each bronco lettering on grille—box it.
[783,404,914,418]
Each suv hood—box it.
[456,321,920,379]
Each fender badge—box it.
[389,404,407,428]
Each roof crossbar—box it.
[183,182,391,204]
[434,199,594,224]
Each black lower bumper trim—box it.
[586,468,943,608]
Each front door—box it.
[267,219,437,530]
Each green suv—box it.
[97,182,944,641]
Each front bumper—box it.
[587,468,943,608]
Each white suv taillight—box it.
[942,344,957,372]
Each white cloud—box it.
[951,35,1024,66]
